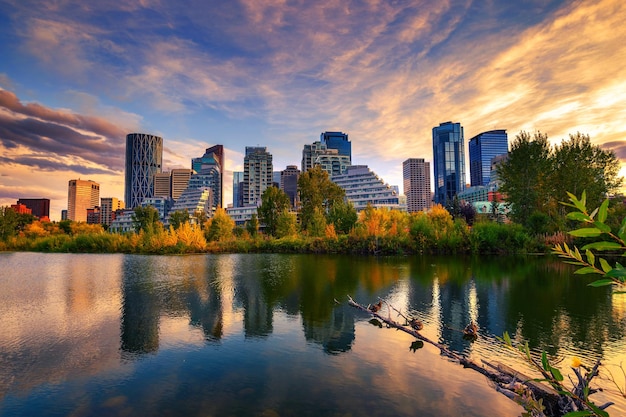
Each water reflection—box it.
[2,253,626,416]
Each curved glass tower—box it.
[125,133,163,209]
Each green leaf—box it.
[586,249,595,268]
[582,241,623,251]
[550,366,563,381]
[588,403,610,417]
[566,212,591,222]
[569,228,602,238]
[562,412,595,417]
[598,198,609,223]
[605,268,626,279]
[575,267,599,275]
[599,258,613,273]
[619,217,626,242]
[503,331,512,347]
[593,221,611,233]
[588,279,615,287]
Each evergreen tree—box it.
[258,186,291,236]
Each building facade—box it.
[68,179,100,222]
[468,129,508,187]
[100,197,125,227]
[320,131,351,163]
[243,147,273,207]
[125,133,163,209]
[192,145,223,207]
[331,165,399,212]
[232,171,244,208]
[280,165,300,208]
[432,121,465,205]
[16,198,50,220]
[402,158,432,213]
[168,188,212,224]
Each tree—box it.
[132,206,162,234]
[246,213,259,236]
[327,200,357,234]
[258,186,291,236]
[551,133,622,214]
[205,208,234,242]
[307,207,327,237]
[497,131,553,227]
[169,209,190,230]
[275,210,298,238]
[298,166,345,232]
[0,206,18,240]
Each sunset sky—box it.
[1,0,625,220]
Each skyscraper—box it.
[320,131,351,163]
[125,133,163,209]
[68,179,100,222]
[192,145,223,207]
[403,158,432,213]
[232,171,244,208]
[280,165,300,208]
[171,169,192,200]
[243,147,273,207]
[468,129,508,187]
[17,198,50,220]
[432,121,465,205]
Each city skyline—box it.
[1,0,625,220]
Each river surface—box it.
[1,252,625,417]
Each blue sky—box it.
[1,0,625,220]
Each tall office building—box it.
[125,133,163,209]
[232,171,244,208]
[16,198,50,220]
[320,131,351,163]
[432,121,465,205]
[280,165,300,208]
[468,129,508,187]
[403,158,432,213]
[100,197,125,227]
[171,169,192,200]
[153,172,171,198]
[68,179,100,222]
[192,145,224,207]
[243,147,273,207]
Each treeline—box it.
[0,204,556,255]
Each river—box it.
[0,252,624,416]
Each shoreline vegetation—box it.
[0,205,564,256]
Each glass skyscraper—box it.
[432,122,465,205]
[125,133,163,209]
[320,131,351,163]
[468,130,508,187]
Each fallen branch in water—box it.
[346,295,612,417]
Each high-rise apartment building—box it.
[16,198,50,220]
[100,197,125,227]
[280,165,300,208]
[125,133,163,209]
[403,158,432,213]
[192,145,224,207]
[468,130,508,187]
[332,165,399,212]
[153,172,171,198]
[432,122,465,205]
[68,179,100,222]
[243,147,273,207]
[320,131,351,163]
[301,141,327,173]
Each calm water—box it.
[1,252,625,417]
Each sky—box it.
[0,0,625,221]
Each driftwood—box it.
[345,295,607,417]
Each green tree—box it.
[327,200,358,234]
[308,207,327,237]
[275,210,298,238]
[132,206,162,234]
[298,166,345,232]
[258,186,291,236]
[551,132,622,214]
[0,206,18,240]
[169,209,190,230]
[246,213,259,236]
[497,131,553,227]
[58,220,72,234]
